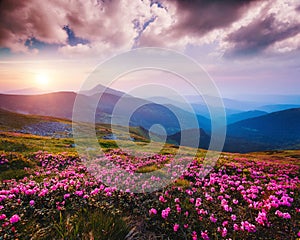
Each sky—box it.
[0,0,299,99]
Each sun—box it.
[35,73,49,86]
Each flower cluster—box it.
[0,151,298,239]
[0,154,8,165]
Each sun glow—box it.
[35,73,49,86]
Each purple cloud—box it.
[225,15,300,57]
[0,0,67,52]
[166,0,257,37]
[0,0,299,58]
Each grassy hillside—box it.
[0,130,299,239]
[0,107,299,239]
[0,108,70,130]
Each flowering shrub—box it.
[0,151,298,239]
[0,154,8,166]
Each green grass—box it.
[0,132,77,154]
[1,107,300,184]
[99,139,119,149]
[0,108,70,130]
[17,204,132,240]
[174,178,190,188]
[0,109,41,130]
[0,151,35,180]
[0,139,28,152]
[26,207,132,240]
[95,124,150,143]
[0,169,29,181]
[136,165,160,173]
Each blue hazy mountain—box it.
[1,85,299,153]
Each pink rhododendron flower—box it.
[195,198,201,207]
[29,200,35,206]
[173,223,179,232]
[149,208,157,215]
[221,227,227,237]
[75,190,83,197]
[209,214,217,223]
[64,193,70,199]
[275,210,283,217]
[233,223,239,231]
[161,207,170,219]
[192,231,198,240]
[159,195,167,203]
[255,210,269,226]
[241,221,256,233]
[9,214,20,224]
[185,189,193,196]
[282,212,291,219]
[176,204,181,213]
[201,230,209,240]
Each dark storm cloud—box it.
[165,0,258,37]
[138,0,260,48]
[225,15,300,57]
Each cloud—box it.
[0,0,299,58]
[223,0,300,57]
[224,15,300,57]
[58,44,91,56]
[138,0,258,48]
[165,0,257,36]
[0,0,156,54]
[270,33,300,53]
[0,0,67,52]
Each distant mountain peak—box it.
[3,87,52,95]
[78,84,126,97]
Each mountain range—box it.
[1,84,299,153]
[0,89,210,135]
